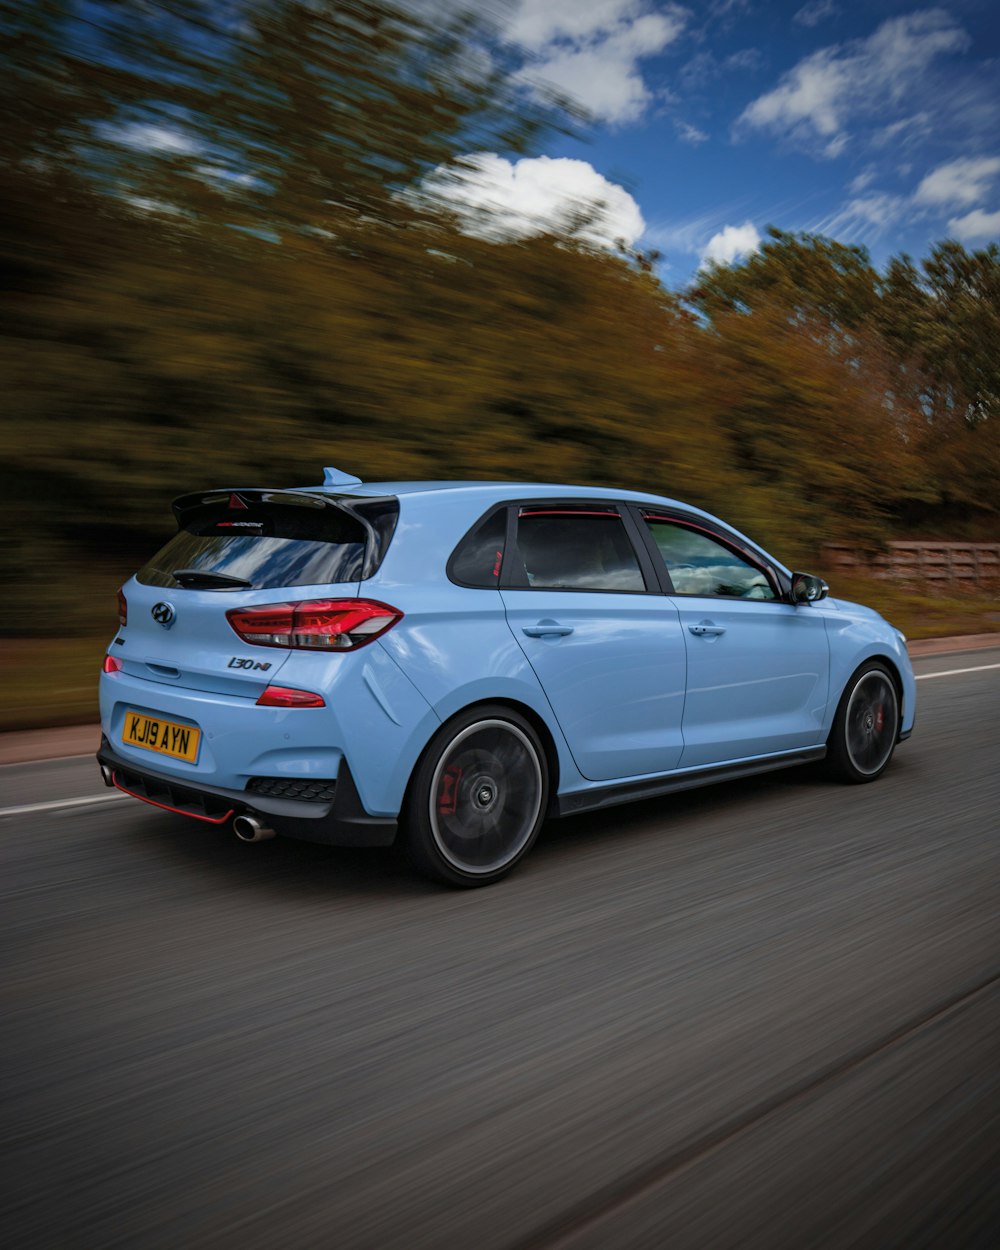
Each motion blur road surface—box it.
[3,649,999,1249]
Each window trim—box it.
[631,507,785,601]
[446,498,788,599]
[499,499,658,595]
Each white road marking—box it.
[2,662,998,816]
[915,662,1000,681]
[0,793,127,818]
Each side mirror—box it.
[790,572,829,604]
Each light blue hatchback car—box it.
[98,467,915,885]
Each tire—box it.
[826,661,900,784]
[404,706,548,887]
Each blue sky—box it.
[428,0,1000,284]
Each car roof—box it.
[325,479,695,509]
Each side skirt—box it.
[555,746,828,818]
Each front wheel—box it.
[404,707,548,887]
[826,661,900,783]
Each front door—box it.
[639,513,830,768]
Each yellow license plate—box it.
[122,710,201,763]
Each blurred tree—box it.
[879,241,1000,427]
[689,231,925,541]
[689,229,1000,533]
[691,228,881,334]
[696,296,924,551]
[878,242,1000,521]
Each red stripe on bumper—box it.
[112,772,234,825]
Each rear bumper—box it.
[97,736,398,847]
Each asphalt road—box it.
[3,649,999,1249]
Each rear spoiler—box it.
[171,488,329,525]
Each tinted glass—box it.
[511,510,646,592]
[450,509,506,588]
[138,500,394,590]
[644,518,776,599]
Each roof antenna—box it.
[322,466,363,488]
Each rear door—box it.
[117,490,391,700]
[500,503,686,782]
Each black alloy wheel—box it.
[826,661,901,783]
[404,706,548,886]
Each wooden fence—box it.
[822,542,1000,586]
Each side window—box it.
[449,508,506,588]
[643,517,776,600]
[511,509,646,593]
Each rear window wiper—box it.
[171,568,255,590]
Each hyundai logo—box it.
[151,602,176,627]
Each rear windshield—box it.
[137,496,398,590]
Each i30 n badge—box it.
[97,468,916,887]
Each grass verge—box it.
[1,638,106,733]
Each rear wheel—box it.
[826,661,900,783]
[404,707,548,886]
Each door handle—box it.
[688,623,726,637]
[522,621,574,638]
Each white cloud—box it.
[679,46,762,91]
[823,134,848,159]
[794,1,839,28]
[815,155,1000,246]
[848,193,908,226]
[126,196,185,217]
[105,122,200,155]
[914,156,1000,207]
[710,0,753,20]
[701,222,761,266]
[870,113,931,150]
[511,1,689,125]
[508,0,645,51]
[675,120,709,145]
[725,48,764,72]
[741,50,849,138]
[814,191,908,241]
[418,154,645,250]
[947,207,1000,243]
[644,212,730,256]
[738,10,968,154]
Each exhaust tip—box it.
[234,814,276,843]
[99,764,114,788]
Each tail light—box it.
[102,655,124,674]
[227,599,402,650]
[117,588,128,627]
[256,686,325,708]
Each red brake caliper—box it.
[874,703,884,733]
[438,766,463,816]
